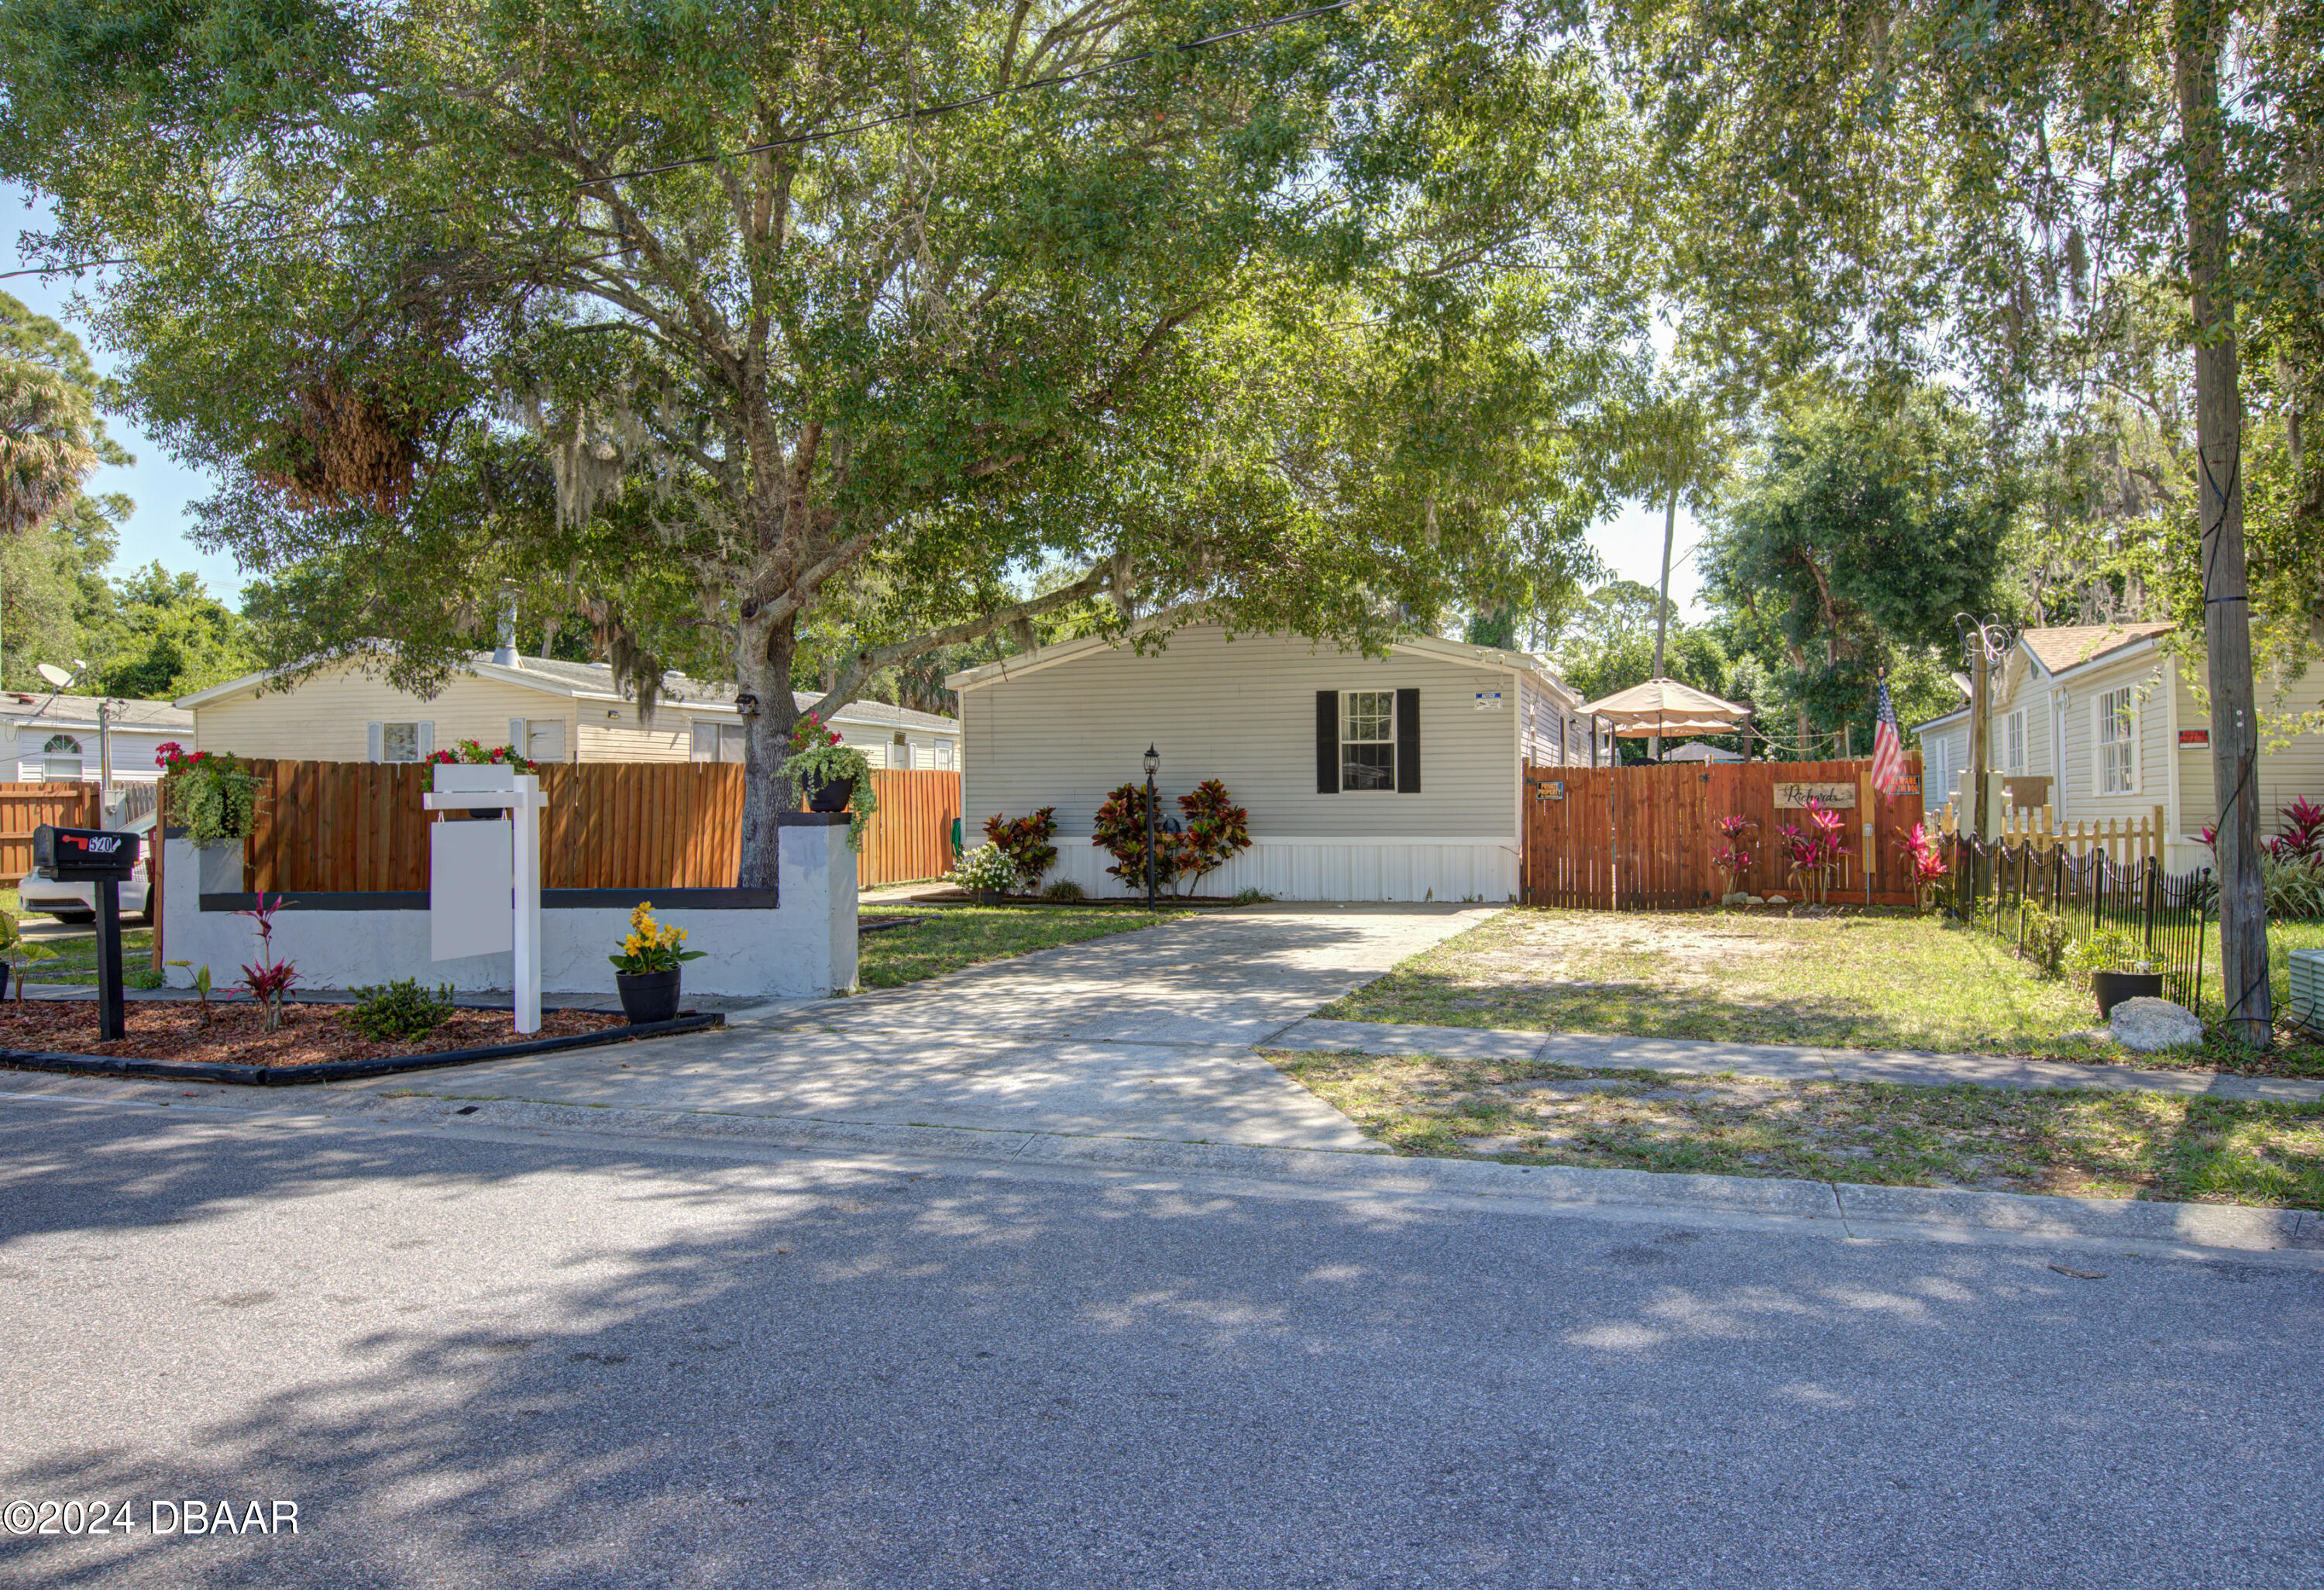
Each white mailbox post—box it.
[423,765,548,1034]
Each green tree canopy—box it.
[0,0,1666,880]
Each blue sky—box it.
[5,181,1707,620]
[4,184,244,597]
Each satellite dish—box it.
[35,663,74,689]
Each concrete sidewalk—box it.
[1270,1016,2324,1103]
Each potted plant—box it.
[780,712,878,849]
[155,742,263,848]
[947,842,1022,905]
[608,903,704,1024]
[2071,928,2164,1017]
[0,910,59,1001]
[427,739,538,819]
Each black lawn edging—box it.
[0,1010,727,1088]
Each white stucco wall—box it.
[161,817,856,1000]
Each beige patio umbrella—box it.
[1575,677,1752,738]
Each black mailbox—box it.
[32,824,139,883]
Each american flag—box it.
[1871,675,1908,793]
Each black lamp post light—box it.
[1143,744,1160,908]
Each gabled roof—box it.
[2021,622,2175,677]
[0,692,192,732]
[178,651,958,732]
[945,623,1587,707]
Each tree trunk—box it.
[2178,0,2271,1048]
[736,614,801,890]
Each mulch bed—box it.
[0,999,626,1067]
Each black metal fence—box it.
[1946,834,2212,1007]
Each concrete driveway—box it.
[349,904,1494,1150]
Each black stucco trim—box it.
[198,888,782,913]
[0,1010,726,1087]
[777,810,853,827]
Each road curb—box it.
[422,1094,2316,1254]
[6,1074,2309,1257]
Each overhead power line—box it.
[1,0,1364,283]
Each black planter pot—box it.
[806,776,855,813]
[0,964,9,1001]
[615,969,682,1025]
[2092,969,2164,1019]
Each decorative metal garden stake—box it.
[1143,745,1160,908]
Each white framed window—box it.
[1341,690,1396,792]
[2096,687,2137,794]
[380,722,421,763]
[689,722,746,763]
[936,740,955,770]
[41,734,81,781]
[2003,710,2026,773]
[892,731,913,771]
[523,719,566,762]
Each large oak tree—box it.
[0,0,1658,882]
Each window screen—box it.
[1341,691,1395,792]
[381,722,421,762]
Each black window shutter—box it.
[1395,687,1421,793]
[1315,691,1339,793]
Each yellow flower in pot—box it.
[607,903,704,1025]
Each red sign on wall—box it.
[2179,728,2210,745]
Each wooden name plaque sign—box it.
[1773,781,1857,809]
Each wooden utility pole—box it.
[1968,629,1992,901]
[2178,0,2271,1046]
[1649,483,1677,762]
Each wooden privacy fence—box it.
[1521,757,1927,910]
[0,782,104,886]
[854,769,959,888]
[229,759,958,893]
[1937,798,2171,868]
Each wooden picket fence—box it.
[225,759,957,893]
[1937,798,2171,868]
[1521,756,1927,910]
[0,781,104,886]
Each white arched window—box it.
[41,734,82,782]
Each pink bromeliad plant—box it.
[1776,800,1851,906]
[1898,821,1948,913]
[1711,813,1757,899]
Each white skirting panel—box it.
[1041,838,1518,903]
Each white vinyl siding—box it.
[198,662,569,763]
[957,626,1518,842]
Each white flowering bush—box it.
[948,843,1022,898]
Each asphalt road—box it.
[2,1092,2318,1589]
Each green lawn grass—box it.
[857,903,1186,988]
[1274,1048,2324,1207]
[1318,907,2324,1074]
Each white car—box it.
[19,810,155,925]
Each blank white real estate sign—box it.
[431,819,514,961]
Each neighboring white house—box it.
[0,691,191,785]
[178,650,961,770]
[946,624,1604,902]
[1911,621,2324,872]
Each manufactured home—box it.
[180,652,960,771]
[946,625,1605,901]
